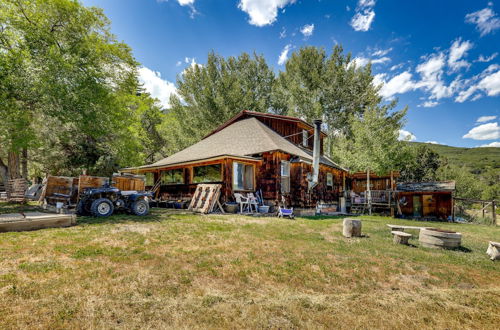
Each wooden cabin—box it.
[122,110,348,209]
[396,181,455,220]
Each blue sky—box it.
[82,0,500,148]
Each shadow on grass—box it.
[300,215,346,221]
[76,208,190,225]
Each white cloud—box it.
[398,129,416,141]
[426,141,440,144]
[448,38,473,72]
[419,101,439,108]
[372,48,392,57]
[279,27,286,39]
[238,0,296,27]
[390,63,404,71]
[376,71,417,99]
[478,141,500,147]
[478,69,500,96]
[278,44,292,65]
[463,122,500,140]
[477,115,497,123]
[465,6,500,36]
[476,53,498,62]
[177,0,194,5]
[300,24,314,37]
[138,67,178,109]
[353,56,390,67]
[415,52,461,100]
[350,0,376,32]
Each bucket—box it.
[258,205,270,213]
[56,202,64,209]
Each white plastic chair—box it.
[247,192,259,212]
[234,193,251,213]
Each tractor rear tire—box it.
[131,199,150,216]
[91,198,114,217]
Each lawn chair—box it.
[277,196,294,219]
[247,192,259,212]
[234,193,251,213]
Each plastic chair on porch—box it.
[234,193,251,213]
[247,192,259,212]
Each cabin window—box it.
[233,162,254,191]
[193,164,222,183]
[327,173,333,187]
[161,169,184,185]
[145,172,154,186]
[302,130,308,147]
[280,161,290,193]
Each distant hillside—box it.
[409,142,500,173]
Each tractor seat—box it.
[121,190,138,196]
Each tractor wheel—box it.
[90,198,114,217]
[131,199,150,216]
[76,198,91,216]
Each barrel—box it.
[419,228,462,249]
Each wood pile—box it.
[6,178,28,203]
[112,173,145,191]
[188,184,224,214]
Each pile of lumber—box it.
[6,178,28,203]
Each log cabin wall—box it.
[290,163,345,207]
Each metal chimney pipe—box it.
[308,119,322,191]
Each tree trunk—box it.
[21,148,28,179]
[8,151,20,179]
[367,169,372,215]
[0,157,8,186]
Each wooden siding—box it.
[398,191,452,219]
[137,151,347,208]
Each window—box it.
[327,173,333,187]
[233,162,254,191]
[302,130,309,147]
[280,161,290,193]
[145,172,154,186]
[161,169,184,185]
[193,164,222,183]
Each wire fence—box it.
[453,198,497,225]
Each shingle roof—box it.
[397,181,456,192]
[139,117,344,170]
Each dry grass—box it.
[0,202,499,329]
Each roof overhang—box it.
[121,154,262,173]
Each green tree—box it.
[399,145,442,182]
[0,0,152,179]
[275,46,401,149]
[437,164,482,200]
[331,107,410,175]
[168,51,276,150]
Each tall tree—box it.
[168,52,276,150]
[275,46,397,143]
[0,0,145,180]
[331,107,410,175]
[399,145,442,182]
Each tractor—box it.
[76,183,152,217]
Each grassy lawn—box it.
[0,202,499,329]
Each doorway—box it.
[413,196,422,217]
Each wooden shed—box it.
[122,110,348,209]
[396,181,456,220]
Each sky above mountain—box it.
[82,0,500,148]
